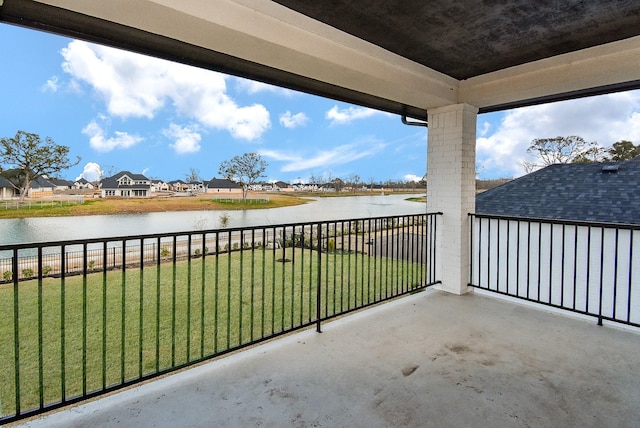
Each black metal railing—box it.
[469,213,640,327]
[0,213,440,423]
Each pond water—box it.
[0,194,426,245]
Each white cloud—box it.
[478,121,491,137]
[82,119,143,152]
[325,105,391,125]
[75,162,103,182]
[163,123,202,154]
[279,111,309,129]
[261,138,386,172]
[403,174,422,183]
[477,90,640,178]
[60,40,270,141]
[42,75,59,92]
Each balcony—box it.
[3,213,640,426]
[12,290,640,427]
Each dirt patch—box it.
[446,344,472,355]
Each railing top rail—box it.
[469,212,640,231]
[0,212,442,251]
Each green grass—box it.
[0,247,428,417]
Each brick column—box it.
[427,103,478,295]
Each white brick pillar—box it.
[427,103,478,295]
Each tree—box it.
[607,140,640,161]
[0,130,80,200]
[185,167,201,183]
[332,177,345,192]
[218,152,267,201]
[523,136,604,172]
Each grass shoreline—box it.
[0,191,424,219]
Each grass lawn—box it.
[0,247,427,417]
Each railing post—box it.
[12,248,21,416]
[316,223,322,333]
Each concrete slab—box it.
[15,290,640,427]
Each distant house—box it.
[0,176,57,198]
[187,181,205,193]
[49,178,74,192]
[476,156,640,224]
[168,180,189,192]
[318,183,336,192]
[292,182,319,192]
[28,176,56,198]
[74,178,95,190]
[273,181,293,192]
[99,171,151,198]
[150,179,170,193]
[205,178,242,194]
[0,176,16,199]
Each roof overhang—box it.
[1,0,639,120]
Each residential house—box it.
[273,181,293,192]
[74,178,95,190]
[472,157,640,313]
[150,179,170,193]
[291,182,319,192]
[318,183,336,192]
[27,176,56,198]
[99,171,151,198]
[205,178,242,194]
[187,181,205,193]
[49,178,74,193]
[0,176,56,198]
[0,176,16,199]
[168,180,189,192]
[476,156,640,224]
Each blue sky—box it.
[1,24,639,184]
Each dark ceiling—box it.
[272,0,640,80]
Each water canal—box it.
[0,194,425,245]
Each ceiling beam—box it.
[461,36,640,112]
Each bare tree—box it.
[523,136,605,172]
[185,167,201,183]
[219,152,268,200]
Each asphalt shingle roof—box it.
[0,176,14,189]
[206,178,240,189]
[475,157,640,225]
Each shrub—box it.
[161,247,171,259]
[22,268,34,279]
[219,213,230,228]
[2,271,12,281]
[42,266,52,276]
[328,238,335,252]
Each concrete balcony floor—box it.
[17,289,640,428]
